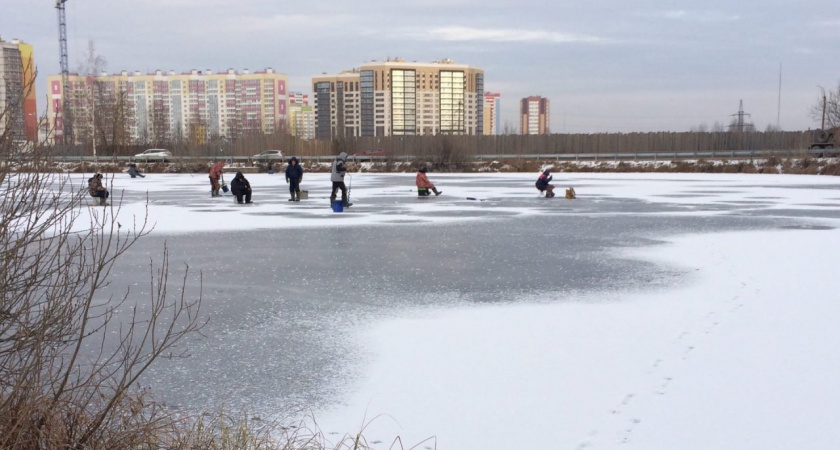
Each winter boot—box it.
[433,188,442,196]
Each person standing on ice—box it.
[230,171,253,204]
[285,157,303,202]
[87,173,109,206]
[330,152,352,207]
[416,166,442,196]
[209,161,225,197]
[536,169,555,197]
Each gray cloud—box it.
[640,10,741,22]
[2,0,839,132]
[408,26,611,44]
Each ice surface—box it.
[64,172,840,234]
[44,171,840,449]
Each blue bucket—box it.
[331,201,344,213]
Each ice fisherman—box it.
[416,166,442,196]
[127,163,145,178]
[209,161,225,197]
[536,169,555,197]
[330,152,352,207]
[230,171,253,204]
[285,157,303,202]
[87,173,109,206]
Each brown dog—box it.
[565,187,576,199]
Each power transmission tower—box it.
[728,99,753,132]
[56,0,73,144]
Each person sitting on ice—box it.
[230,171,253,204]
[87,173,110,206]
[127,163,145,178]
[416,166,442,196]
[536,169,555,197]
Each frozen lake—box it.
[84,172,839,449]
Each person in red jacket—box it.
[416,166,442,196]
[209,161,225,197]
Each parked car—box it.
[351,150,387,161]
[134,148,172,162]
[252,150,284,160]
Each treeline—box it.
[50,130,825,158]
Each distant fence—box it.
[37,148,826,165]
[45,130,827,159]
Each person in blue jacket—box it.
[285,157,303,201]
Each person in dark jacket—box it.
[536,169,555,197]
[285,157,303,201]
[329,152,352,207]
[230,171,252,204]
[87,173,109,206]
[127,163,145,178]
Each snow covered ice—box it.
[73,172,839,449]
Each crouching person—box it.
[128,163,145,178]
[416,166,442,196]
[536,169,555,198]
[88,173,109,206]
[231,171,252,204]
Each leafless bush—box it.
[0,168,205,449]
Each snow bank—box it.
[315,227,840,449]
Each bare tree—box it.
[2,67,205,446]
[810,82,840,130]
[75,41,135,154]
[0,173,205,448]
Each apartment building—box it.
[520,96,550,135]
[483,92,501,135]
[0,37,37,143]
[312,58,484,139]
[288,92,315,140]
[47,68,288,144]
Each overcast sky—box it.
[3,0,838,132]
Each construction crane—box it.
[56,0,72,144]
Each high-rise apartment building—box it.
[483,92,501,135]
[520,96,549,135]
[312,58,484,139]
[288,92,309,107]
[288,92,315,140]
[0,37,37,143]
[47,68,288,144]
